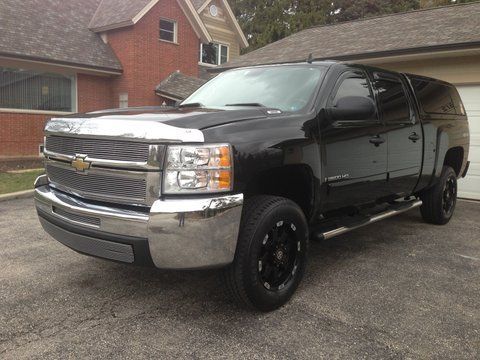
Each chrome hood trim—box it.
[45,114,204,143]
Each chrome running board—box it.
[314,199,422,241]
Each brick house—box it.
[0,0,248,158]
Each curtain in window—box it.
[0,67,74,112]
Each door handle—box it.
[369,135,385,147]
[408,132,421,142]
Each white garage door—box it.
[457,85,480,200]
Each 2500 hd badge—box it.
[35,62,470,311]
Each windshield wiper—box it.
[225,103,266,107]
[178,102,204,108]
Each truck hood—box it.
[46,106,274,143]
[63,107,270,129]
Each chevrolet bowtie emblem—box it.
[71,155,91,172]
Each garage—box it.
[457,85,480,200]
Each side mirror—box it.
[328,96,376,122]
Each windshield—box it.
[183,66,325,112]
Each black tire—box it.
[222,195,309,312]
[420,166,458,225]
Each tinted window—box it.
[333,74,373,105]
[411,79,464,115]
[374,77,410,123]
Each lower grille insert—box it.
[53,207,101,227]
[39,217,134,263]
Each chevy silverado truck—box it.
[35,62,470,311]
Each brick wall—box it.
[77,74,114,112]
[1,0,202,158]
[0,113,47,157]
[0,74,114,157]
[107,0,200,107]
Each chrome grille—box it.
[45,136,150,162]
[46,165,147,202]
[53,207,101,227]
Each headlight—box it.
[163,144,233,194]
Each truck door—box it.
[321,69,389,210]
[371,72,423,197]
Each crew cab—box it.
[35,62,470,311]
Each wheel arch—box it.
[443,146,464,177]
[243,164,316,221]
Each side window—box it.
[200,43,229,65]
[411,79,464,115]
[159,18,177,43]
[374,75,411,123]
[333,73,373,106]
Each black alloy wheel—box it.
[420,166,458,225]
[222,195,308,311]
[442,174,457,218]
[258,220,301,292]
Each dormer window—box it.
[159,18,177,43]
[200,43,228,66]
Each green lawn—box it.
[0,170,44,195]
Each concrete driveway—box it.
[1,198,479,359]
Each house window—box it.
[0,67,76,112]
[159,18,177,43]
[119,93,128,108]
[200,43,229,65]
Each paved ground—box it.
[1,198,479,359]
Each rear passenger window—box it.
[374,76,411,123]
[411,79,465,115]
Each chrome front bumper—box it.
[34,177,243,269]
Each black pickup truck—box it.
[35,62,470,311]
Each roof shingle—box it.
[221,2,480,69]
[155,71,207,100]
[89,0,153,31]
[0,0,122,72]
[89,0,208,31]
